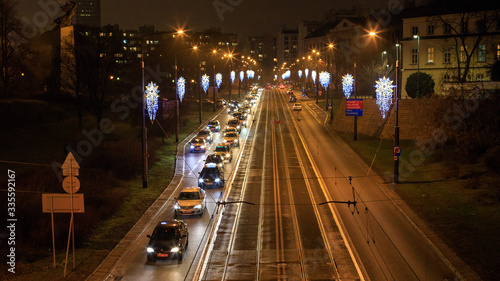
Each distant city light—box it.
[342,74,354,99]
[202,74,210,93]
[374,76,395,119]
[145,82,159,121]
[177,77,186,102]
[216,73,222,88]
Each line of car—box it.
[146,90,261,264]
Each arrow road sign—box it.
[62,152,80,176]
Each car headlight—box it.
[237,126,240,129]
[147,247,155,253]
[207,136,211,140]
[214,178,220,183]
[206,126,210,130]
[194,204,202,209]
[199,178,204,183]
[234,139,238,142]
[201,145,205,149]
[174,203,180,210]
[226,153,230,157]
[190,145,194,149]
[170,247,179,253]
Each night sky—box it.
[16,0,386,37]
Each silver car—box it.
[174,187,206,217]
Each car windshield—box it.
[178,191,200,200]
[209,121,218,125]
[206,155,219,162]
[192,139,203,144]
[201,167,219,176]
[228,120,238,125]
[225,133,238,138]
[152,227,178,240]
[198,131,208,136]
[215,146,228,152]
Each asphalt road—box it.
[91,88,467,281]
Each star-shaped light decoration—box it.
[342,74,354,99]
[319,71,330,90]
[216,73,222,88]
[177,77,186,102]
[202,74,210,93]
[230,71,235,83]
[374,76,395,119]
[145,81,159,122]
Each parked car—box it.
[146,220,189,263]
[174,187,206,217]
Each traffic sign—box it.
[346,99,363,116]
[63,177,80,194]
[42,193,85,213]
[393,146,401,156]
[62,152,80,176]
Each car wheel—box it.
[178,253,183,263]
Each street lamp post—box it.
[413,34,420,96]
[394,40,401,183]
[353,56,358,141]
[212,49,217,111]
[141,39,148,188]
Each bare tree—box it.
[0,0,29,95]
[431,5,499,83]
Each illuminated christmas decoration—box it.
[274,74,277,81]
[342,74,354,99]
[249,70,255,79]
[305,68,309,78]
[374,76,395,119]
[230,71,235,83]
[216,73,222,88]
[311,70,317,84]
[319,71,330,89]
[258,75,261,80]
[298,70,302,78]
[239,71,244,82]
[202,74,210,93]
[145,81,159,121]
[177,77,186,102]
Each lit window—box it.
[497,44,500,59]
[427,47,434,63]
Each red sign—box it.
[346,99,363,110]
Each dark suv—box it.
[198,163,224,189]
[146,220,189,263]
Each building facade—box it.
[73,0,101,28]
